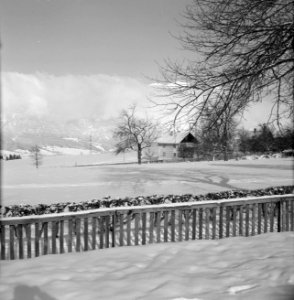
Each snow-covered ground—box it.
[1,156,293,206]
[0,232,293,300]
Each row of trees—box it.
[0,153,22,160]
[239,125,294,154]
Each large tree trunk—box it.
[137,144,142,164]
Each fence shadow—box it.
[13,284,57,300]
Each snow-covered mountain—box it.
[2,114,116,154]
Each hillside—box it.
[1,114,116,153]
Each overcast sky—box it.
[1,0,273,128]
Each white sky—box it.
[1,0,278,129]
[1,0,190,78]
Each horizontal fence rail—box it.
[1,195,293,260]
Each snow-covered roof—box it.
[156,132,196,145]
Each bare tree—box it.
[156,0,294,129]
[31,145,42,169]
[113,106,158,164]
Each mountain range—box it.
[2,114,117,154]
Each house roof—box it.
[157,132,197,144]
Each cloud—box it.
[2,72,154,122]
[2,72,281,131]
[2,73,48,117]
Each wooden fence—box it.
[1,194,293,260]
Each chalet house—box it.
[145,132,198,161]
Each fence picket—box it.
[68,219,73,252]
[171,210,175,242]
[127,213,131,246]
[178,210,183,242]
[91,217,96,250]
[164,211,168,242]
[219,206,223,239]
[119,214,124,246]
[239,206,243,236]
[258,203,262,234]
[270,203,274,232]
[225,207,230,238]
[1,225,6,260]
[192,209,196,240]
[9,225,15,260]
[199,208,203,240]
[149,212,154,244]
[25,224,31,259]
[17,224,24,259]
[232,206,237,237]
[212,207,216,239]
[135,213,140,245]
[142,212,147,245]
[245,205,250,237]
[156,211,161,243]
[264,203,268,233]
[286,201,290,231]
[52,222,57,254]
[35,223,40,257]
[185,210,190,241]
[105,216,110,248]
[99,217,104,249]
[252,204,256,236]
[112,214,116,247]
[282,200,286,231]
[43,223,48,255]
[84,218,89,251]
[205,209,210,239]
[60,220,64,254]
[75,219,81,252]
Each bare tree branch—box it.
[154,0,294,128]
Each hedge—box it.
[1,185,293,218]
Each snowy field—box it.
[0,232,293,300]
[1,155,293,206]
